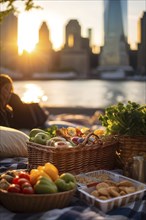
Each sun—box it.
[20,39,35,53]
[18,11,64,55]
[18,12,38,54]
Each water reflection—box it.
[104,89,126,106]
[14,80,146,108]
[21,83,48,103]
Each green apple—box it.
[29,128,46,138]
[33,132,51,145]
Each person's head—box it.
[0,74,14,108]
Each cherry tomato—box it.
[22,186,34,194]
[7,184,21,193]
[19,172,30,181]
[12,176,20,184]
[21,182,32,189]
[18,178,29,187]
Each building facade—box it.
[60,20,90,78]
[99,0,130,72]
[34,22,54,73]
[137,12,146,75]
[0,13,18,70]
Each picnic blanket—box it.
[0,194,146,220]
[0,157,146,220]
[0,157,28,173]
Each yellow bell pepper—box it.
[43,162,59,181]
[30,168,52,185]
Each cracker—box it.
[98,187,110,196]
[117,180,134,187]
[108,186,120,197]
[96,182,109,190]
[104,180,117,187]
[91,190,99,197]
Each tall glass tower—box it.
[99,0,130,70]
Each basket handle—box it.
[78,132,102,147]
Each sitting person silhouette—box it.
[0,74,49,129]
[0,74,14,127]
[0,74,78,130]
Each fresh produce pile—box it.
[29,126,104,147]
[0,162,77,194]
[99,101,146,136]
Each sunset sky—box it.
[14,0,146,54]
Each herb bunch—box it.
[99,101,146,136]
[45,125,58,137]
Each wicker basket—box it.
[0,188,75,213]
[117,135,146,168]
[27,133,118,175]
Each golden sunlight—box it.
[18,11,63,54]
[18,12,38,54]
[48,12,63,50]
[21,84,48,103]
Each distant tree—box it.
[0,0,41,22]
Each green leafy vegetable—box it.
[99,101,146,135]
[45,125,58,138]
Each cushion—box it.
[0,126,29,158]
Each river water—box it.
[13,79,146,108]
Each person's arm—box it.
[8,93,24,109]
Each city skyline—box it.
[7,0,146,54]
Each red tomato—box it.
[12,176,20,184]
[7,184,21,193]
[18,178,29,187]
[22,186,34,194]
[21,182,32,189]
[19,172,30,181]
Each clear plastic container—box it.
[78,170,146,213]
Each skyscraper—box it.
[99,0,130,71]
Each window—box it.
[68,34,74,47]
